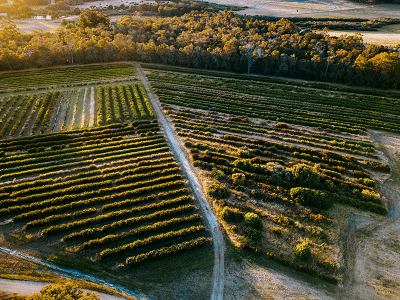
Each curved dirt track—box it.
[137,65,225,300]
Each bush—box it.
[272,227,282,235]
[28,281,99,300]
[295,241,311,261]
[207,183,230,199]
[219,206,243,222]
[359,178,376,188]
[243,226,261,241]
[232,173,246,186]
[244,212,262,229]
[236,149,251,158]
[211,168,225,180]
[290,187,333,210]
[291,164,320,187]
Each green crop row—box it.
[125,237,211,266]
[25,208,97,229]
[81,214,201,249]
[42,196,193,236]
[100,225,205,258]
[137,82,154,118]
[0,180,113,214]
[13,180,185,221]
[9,94,38,137]
[63,204,195,242]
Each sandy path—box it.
[0,247,151,300]
[89,86,95,127]
[327,31,400,47]
[0,279,127,300]
[52,91,65,132]
[137,65,225,300]
[69,89,79,130]
[81,88,88,128]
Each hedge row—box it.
[100,225,205,258]
[63,204,195,241]
[0,180,113,214]
[125,237,211,266]
[25,208,97,229]
[12,180,185,221]
[81,214,201,249]
[137,82,155,118]
[42,195,193,236]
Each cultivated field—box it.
[0,63,214,299]
[144,66,398,289]
[0,64,152,138]
[2,62,400,299]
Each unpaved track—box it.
[0,247,151,300]
[89,86,95,127]
[137,65,225,300]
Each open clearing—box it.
[203,0,400,18]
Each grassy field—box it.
[145,66,394,283]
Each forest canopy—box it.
[0,9,399,88]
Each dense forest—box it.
[0,9,399,88]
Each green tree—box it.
[243,212,262,229]
[28,281,100,300]
[76,8,110,28]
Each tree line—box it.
[0,9,399,89]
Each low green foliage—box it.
[295,241,311,261]
[207,183,230,199]
[244,212,262,230]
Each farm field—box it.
[146,66,400,134]
[144,66,397,285]
[0,124,213,298]
[0,63,215,299]
[2,62,400,299]
[0,64,157,139]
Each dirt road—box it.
[137,65,225,300]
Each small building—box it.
[0,13,7,17]
[45,15,52,20]
[34,16,45,20]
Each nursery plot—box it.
[143,66,394,283]
[145,67,400,134]
[0,124,211,275]
[0,64,137,93]
[0,82,155,139]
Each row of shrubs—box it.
[1,142,167,179]
[63,204,195,242]
[0,180,113,214]
[12,180,185,222]
[42,196,193,236]
[100,225,205,258]
[25,208,97,229]
[125,237,212,266]
[81,214,201,249]
[0,136,164,170]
